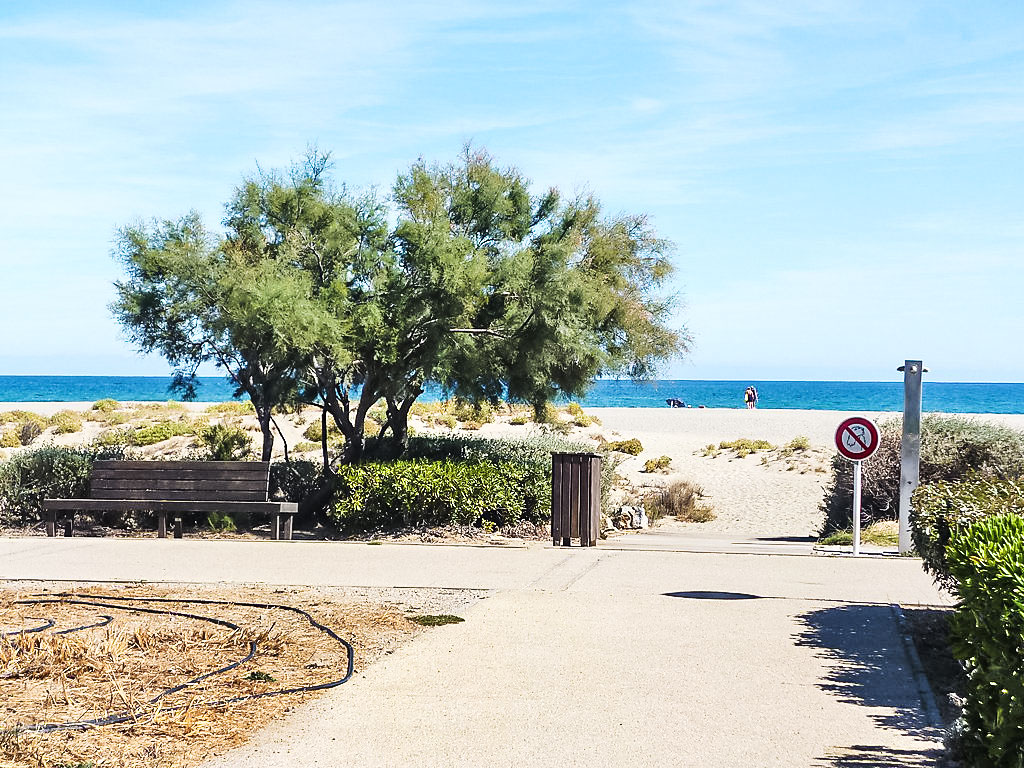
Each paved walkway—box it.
[0,532,951,767]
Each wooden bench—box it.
[42,460,298,540]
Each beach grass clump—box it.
[509,415,529,426]
[645,479,714,523]
[781,436,810,455]
[91,398,120,413]
[302,420,344,445]
[204,401,254,416]
[129,420,199,446]
[604,438,643,455]
[643,455,672,473]
[49,410,84,434]
[718,438,774,458]
[294,441,318,453]
[460,420,483,431]
[820,415,1024,536]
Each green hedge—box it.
[327,459,547,531]
[912,474,1024,588]
[0,444,127,525]
[820,415,1024,535]
[947,514,1024,768]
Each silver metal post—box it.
[898,360,924,553]
[852,460,862,556]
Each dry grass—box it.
[0,585,425,768]
[645,479,716,523]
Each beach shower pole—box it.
[897,360,924,554]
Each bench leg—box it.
[274,514,281,541]
[173,517,183,539]
[63,518,73,537]
[284,515,293,541]
[46,510,56,538]
[157,513,167,538]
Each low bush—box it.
[781,436,810,454]
[0,430,19,449]
[718,438,774,458]
[645,479,714,523]
[49,410,84,435]
[198,424,253,461]
[605,438,643,455]
[302,420,344,444]
[573,413,593,427]
[911,474,1024,589]
[0,445,127,525]
[509,415,529,426]
[91,399,120,413]
[206,510,239,533]
[130,420,198,446]
[204,401,254,416]
[270,459,324,506]
[460,420,483,431]
[328,459,545,531]
[18,421,43,446]
[452,400,493,425]
[820,415,1024,535]
[946,514,1024,767]
[643,456,672,473]
[294,441,319,453]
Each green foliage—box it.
[605,438,643,455]
[328,459,544,530]
[645,479,714,523]
[781,435,810,454]
[294,441,319,453]
[303,421,343,444]
[269,459,324,505]
[129,420,198,446]
[718,438,774,458]
[911,474,1024,588]
[0,430,19,449]
[820,415,1024,535]
[245,670,276,683]
[91,399,120,413]
[206,510,239,533]
[49,410,84,434]
[204,401,254,416]
[408,614,464,627]
[946,514,1024,768]
[509,415,529,426]
[643,455,672,473]
[198,424,253,461]
[0,445,127,525]
[817,522,899,547]
[460,420,483,431]
[452,400,493,424]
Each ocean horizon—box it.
[0,375,1022,414]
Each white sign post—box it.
[835,417,881,556]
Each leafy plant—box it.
[643,455,672,473]
[408,614,464,627]
[604,438,643,455]
[49,410,84,435]
[781,435,810,454]
[206,510,238,533]
[946,514,1024,768]
[18,420,43,446]
[204,401,254,416]
[199,424,253,461]
[91,399,120,413]
[717,438,774,458]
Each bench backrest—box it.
[90,460,271,502]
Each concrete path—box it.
[0,532,952,767]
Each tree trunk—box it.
[378,387,422,459]
[257,410,274,462]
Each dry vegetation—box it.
[0,583,467,768]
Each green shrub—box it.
[460,420,483,431]
[129,420,197,446]
[204,401,254,416]
[198,424,253,461]
[18,420,43,446]
[294,441,319,453]
[509,415,529,426]
[781,436,810,454]
[573,413,594,427]
[270,459,323,506]
[566,402,584,417]
[645,479,714,523]
[49,410,84,435]
[605,438,643,455]
[453,400,493,424]
[206,510,239,533]
[0,430,19,449]
[643,456,672,473]
[911,474,1024,589]
[946,514,1024,768]
[303,420,344,444]
[718,438,774,458]
[820,415,1024,535]
[0,445,127,525]
[91,399,120,413]
[328,459,544,531]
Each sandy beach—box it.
[3,402,1023,540]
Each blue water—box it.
[1,376,1022,414]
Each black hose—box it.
[9,593,355,733]
[1,618,55,637]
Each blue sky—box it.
[1,1,1021,382]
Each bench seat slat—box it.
[93,469,268,482]
[43,499,297,513]
[92,478,269,492]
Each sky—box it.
[1,1,1022,383]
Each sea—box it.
[0,376,1022,414]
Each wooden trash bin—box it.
[551,452,601,547]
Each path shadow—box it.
[796,604,945,764]
[753,535,818,543]
[813,744,944,767]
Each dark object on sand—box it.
[666,398,686,408]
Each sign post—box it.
[835,416,881,555]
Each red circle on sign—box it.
[835,417,880,461]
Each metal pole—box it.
[852,460,862,556]
[898,360,924,553]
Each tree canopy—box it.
[112,147,688,467]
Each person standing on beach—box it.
[744,386,758,409]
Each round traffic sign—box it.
[835,417,880,462]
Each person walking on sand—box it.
[744,386,758,409]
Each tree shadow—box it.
[796,604,945,765]
[813,744,944,767]
[662,590,761,600]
